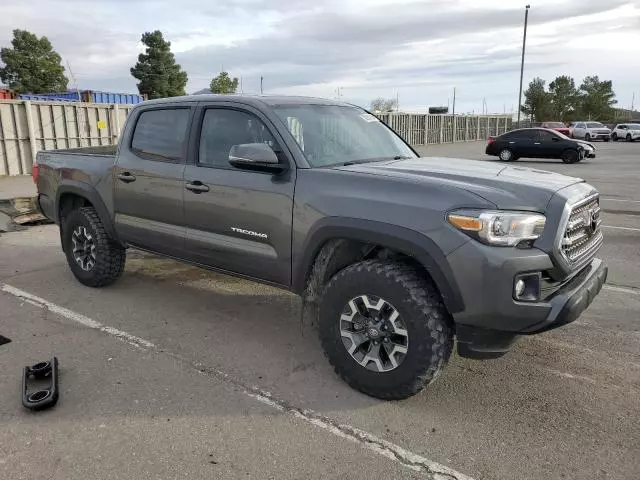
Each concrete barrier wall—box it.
[0,100,133,176]
[0,100,513,176]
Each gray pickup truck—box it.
[34,95,608,399]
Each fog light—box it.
[513,273,541,301]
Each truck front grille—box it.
[561,195,603,268]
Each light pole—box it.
[516,5,530,128]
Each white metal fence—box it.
[0,100,513,176]
[0,100,133,176]
[376,113,513,146]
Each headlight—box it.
[448,210,546,247]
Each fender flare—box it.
[56,181,120,243]
[292,218,465,314]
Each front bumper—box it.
[588,133,611,140]
[448,238,607,359]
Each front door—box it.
[182,104,295,286]
[535,129,560,158]
[113,106,192,257]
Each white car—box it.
[570,121,611,142]
[611,123,640,142]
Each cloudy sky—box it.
[2,0,639,113]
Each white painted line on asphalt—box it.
[602,225,640,232]
[602,198,640,203]
[1,283,475,480]
[604,284,640,296]
[1,284,156,350]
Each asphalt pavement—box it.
[0,141,638,479]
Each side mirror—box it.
[228,143,287,173]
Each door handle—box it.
[534,142,541,145]
[117,172,136,183]
[185,181,210,193]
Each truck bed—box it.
[36,145,118,224]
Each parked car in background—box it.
[611,123,640,142]
[486,128,595,163]
[540,121,571,137]
[569,121,611,141]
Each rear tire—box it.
[62,207,126,287]
[561,149,580,164]
[498,148,515,162]
[318,260,454,400]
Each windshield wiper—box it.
[341,156,412,166]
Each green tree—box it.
[520,77,552,122]
[209,71,239,94]
[548,75,578,122]
[0,29,68,93]
[578,76,616,121]
[130,31,188,99]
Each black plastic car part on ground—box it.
[486,128,594,163]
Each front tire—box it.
[561,149,580,164]
[612,133,618,141]
[627,134,633,142]
[318,260,454,400]
[62,207,126,287]
[585,133,591,141]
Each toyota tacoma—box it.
[33,95,608,400]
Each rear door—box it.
[181,103,295,286]
[113,105,193,257]
[507,129,538,158]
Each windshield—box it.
[545,122,565,128]
[272,104,416,167]
[586,122,605,128]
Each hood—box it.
[575,139,595,150]
[336,157,585,211]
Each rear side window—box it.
[131,108,190,161]
[505,130,536,140]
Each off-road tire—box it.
[63,207,125,287]
[318,259,454,400]
[561,149,580,164]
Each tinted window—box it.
[198,109,279,168]
[586,122,604,128]
[538,130,556,141]
[618,125,627,129]
[131,108,190,161]
[509,130,537,140]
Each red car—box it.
[540,121,571,137]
